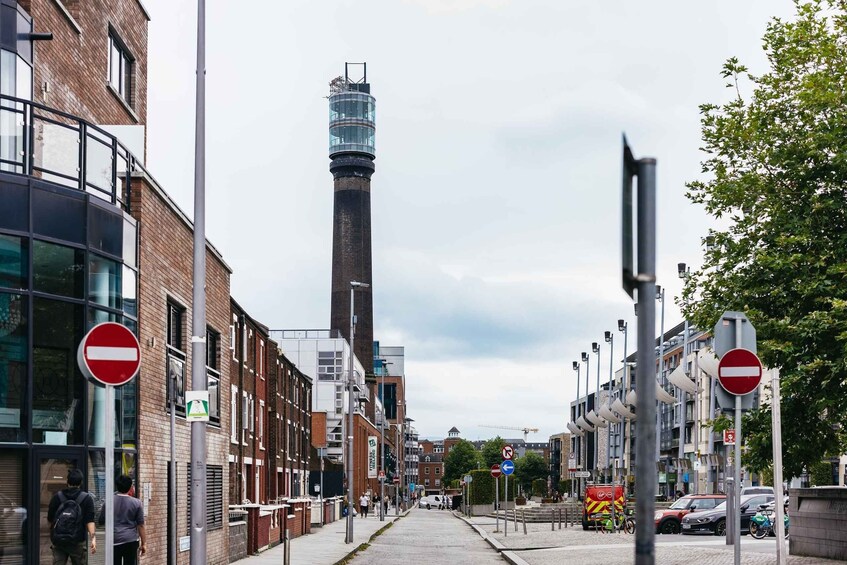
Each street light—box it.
[377,359,393,521]
[346,280,369,544]
[604,330,614,483]
[581,351,589,490]
[592,341,600,474]
[572,360,580,499]
[655,284,666,498]
[618,319,629,492]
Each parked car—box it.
[654,494,725,534]
[681,494,775,535]
[418,495,444,510]
[741,486,775,496]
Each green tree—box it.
[480,436,507,469]
[514,452,547,493]
[444,439,480,483]
[683,0,847,479]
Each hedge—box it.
[468,469,516,505]
[531,478,547,498]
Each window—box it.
[230,315,238,359]
[259,340,264,378]
[166,300,186,415]
[167,301,184,352]
[435,479,440,487]
[424,479,429,487]
[435,467,440,475]
[108,31,133,105]
[259,400,265,449]
[206,329,220,426]
[425,467,429,475]
[188,464,223,531]
[248,395,254,433]
[230,386,238,443]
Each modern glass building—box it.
[0,4,141,560]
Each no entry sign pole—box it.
[77,322,141,565]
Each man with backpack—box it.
[47,468,96,564]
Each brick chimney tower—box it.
[328,63,375,375]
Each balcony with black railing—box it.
[1,94,141,210]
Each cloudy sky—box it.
[144,0,796,442]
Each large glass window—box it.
[0,234,26,290]
[32,188,85,243]
[33,298,84,445]
[122,266,136,318]
[89,254,120,309]
[108,32,133,106]
[33,240,85,298]
[0,292,25,441]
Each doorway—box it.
[34,450,84,564]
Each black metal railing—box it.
[0,94,141,211]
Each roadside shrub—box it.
[468,469,515,505]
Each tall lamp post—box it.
[604,330,614,483]
[656,285,666,498]
[572,360,580,498]
[592,341,600,475]
[581,351,590,482]
[345,280,369,544]
[377,359,393,521]
[618,319,628,492]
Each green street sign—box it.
[186,390,210,422]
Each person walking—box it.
[359,492,370,518]
[99,475,146,564]
[47,468,96,565]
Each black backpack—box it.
[51,491,88,545]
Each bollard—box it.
[559,508,562,530]
[551,512,555,531]
[514,505,518,532]
[523,509,527,535]
[283,528,290,565]
[565,507,569,528]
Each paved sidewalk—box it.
[234,509,405,565]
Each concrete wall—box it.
[789,487,847,560]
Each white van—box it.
[418,495,444,509]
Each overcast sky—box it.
[144,0,796,443]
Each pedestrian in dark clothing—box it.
[47,468,96,565]
[98,475,146,564]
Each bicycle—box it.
[749,505,789,539]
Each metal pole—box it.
[772,368,786,564]
[621,324,629,495]
[170,378,177,564]
[189,0,208,561]
[733,316,743,564]
[345,286,356,543]
[595,344,601,475]
[575,363,581,496]
[380,369,385,521]
[504,474,508,537]
[607,334,614,483]
[396,425,400,517]
[678,319,688,492]
[634,157,657,565]
[585,354,590,482]
[105,385,114,565]
[656,287,665,499]
[693,352,701,495]
[708,356,717,493]
[495,476,500,532]
[320,455,325,526]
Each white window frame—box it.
[230,385,238,444]
[259,400,265,450]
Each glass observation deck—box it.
[328,90,375,158]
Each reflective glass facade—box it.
[328,91,376,157]
[0,174,139,562]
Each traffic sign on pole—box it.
[502,445,514,460]
[463,474,473,484]
[77,322,141,387]
[718,348,763,396]
[723,429,736,445]
[393,476,400,484]
[501,460,515,475]
[491,464,502,478]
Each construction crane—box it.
[479,425,540,443]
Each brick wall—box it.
[131,172,232,565]
[23,0,149,128]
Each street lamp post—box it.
[572,360,580,498]
[581,351,589,482]
[656,285,666,498]
[378,359,393,521]
[677,263,691,494]
[592,341,600,474]
[604,331,614,483]
[345,281,369,544]
[618,319,629,493]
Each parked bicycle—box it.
[592,508,635,534]
[749,504,789,539]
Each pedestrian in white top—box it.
[359,493,370,518]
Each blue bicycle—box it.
[749,504,789,539]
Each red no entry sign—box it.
[718,348,762,396]
[502,445,514,460]
[393,477,400,484]
[77,322,141,387]
[491,464,502,478]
